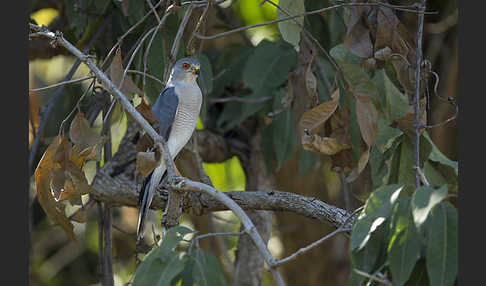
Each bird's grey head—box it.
[169,57,201,83]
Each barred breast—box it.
[167,82,202,157]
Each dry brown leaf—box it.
[299,89,340,132]
[344,5,373,58]
[356,94,378,147]
[136,100,159,127]
[374,7,415,94]
[109,47,144,97]
[305,57,319,106]
[345,147,371,183]
[302,132,350,155]
[136,151,159,177]
[69,111,107,163]
[121,0,130,17]
[34,136,75,240]
[393,97,427,138]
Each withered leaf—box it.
[344,5,373,58]
[302,133,350,155]
[299,89,340,132]
[136,100,159,127]
[356,94,378,147]
[305,57,319,106]
[109,47,144,97]
[345,147,371,183]
[69,111,107,163]
[136,151,159,177]
[34,136,75,240]
[394,97,427,138]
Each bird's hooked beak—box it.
[192,65,200,76]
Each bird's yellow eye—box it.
[182,62,190,70]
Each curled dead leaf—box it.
[345,147,371,183]
[305,57,319,106]
[34,136,75,240]
[302,132,350,155]
[299,89,340,132]
[69,111,108,164]
[344,5,373,58]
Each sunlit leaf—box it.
[350,184,404,251]
[411,185,448,230]
[34,136,75,240]
[387,199,422,286]
[426,202,458,286]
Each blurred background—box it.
[29,0,458,285]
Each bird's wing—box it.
[151,86,179,141]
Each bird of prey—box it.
[137,57,202,242]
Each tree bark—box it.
[233,131,274,286]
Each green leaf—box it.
[372,70,410,124]
[242,40,297,97]
[133,226,195,286]
[350,184,404,251]
[192,249,227,286]
[210,45,253,98]
[133,249,187,286]
[405,259,430,286]
[423,132,458,176]
[145,30,166,104]
[395,135,432,193]
[272,90,297,170]
[387,199,422,286]
[297,148,318,176]
[196,52,213,96]
[349,222,388,286]
[375,116,403,153]
[426,202,458,286]
[411,185,448,230]
[277,0,305,51]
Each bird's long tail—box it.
[137,163,166,243]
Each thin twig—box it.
[29,75,95,92]
[186,0,212,56]
[170,178,285,286]
[28,17,108,175]
[163,4,195,82]
[143,12,173,91]
[127,69,164,86]
[194,2,434,41]
[415,166,430,186]
[32,24,285,285]
[100,0,164,71]
[209,96,273,104]
[29,24,161,141]
[273,205,362,267]
[413,1,427,188]
[354,269,393,286]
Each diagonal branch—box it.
[30,23,285,286]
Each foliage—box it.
[29,0,458,285]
